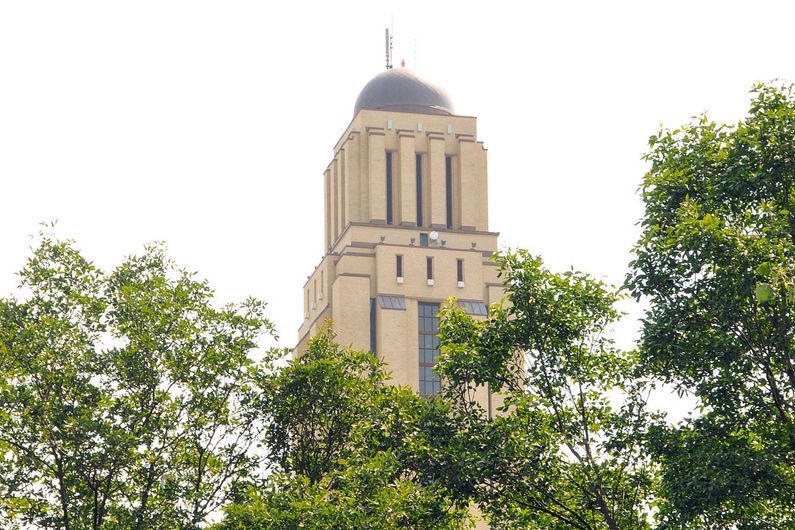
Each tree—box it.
[216,328,470,530]
[0,234,272,530]
[436,250,657,530]
[627,82,795,527]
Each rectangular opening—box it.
[445,156,453,229]
[370,298,376,354]
[418,302,442,397]
[396,254,403,278]
[419,232,429,247]
[416,154,423,226]
[457,259,464,282]
[386,151,393,224]
[426,256,433,280]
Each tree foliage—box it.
[436,250,657,530]
[0,234,272,530]
[627,82,795,527]
[217,328,470,530]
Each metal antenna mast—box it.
[385,27,393,69]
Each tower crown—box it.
[353,68,454,117]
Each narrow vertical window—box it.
[320,270,324,299]
[396,255,403,278]
[426,257,433,280]
[457,259,464,283]
[416,154,423,226]
[418,302,442,396]
[313,279,317,305]
[445,156,453,229]
[386,151,393,224]
[370,298,377,354]
[419,233,429,247]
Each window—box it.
[386,151,393,224]
[418,302,442,396]
[445,156,453,229]
[378,295,406,310]
[396,255,403,278]
[457,259,464,282]
[416,154,423,226]
[370,298,376,354]
[320,270,324,299]
[457,300,488,316]
[419,233,429,247]
[426,257,433,280]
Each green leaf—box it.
[754,283,775,303]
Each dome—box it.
[353,68,454,117]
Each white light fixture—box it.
[427,279,435,286]
[397,276,404,284]
[457,281,465,288]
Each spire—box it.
[385,28,393,70]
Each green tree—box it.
[627,82,795,527]
[436,250,657,530]
[0,234,272,530]
[217,328,470,530]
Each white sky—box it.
[2,1,794,416]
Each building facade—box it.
[297,67,501,409]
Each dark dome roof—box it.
[353,68,454,117]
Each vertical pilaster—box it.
[477,144,489,231]
[428,132,446,228]
[459,136,478,231]
[367,128,387,223]
[344,134,361,223]
[327,165,337,244]
[330,159,339,239]
[398,131,417,226]
[338,154,347,229]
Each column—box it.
[368,128,387,223]
[428,132,446,228]
[398,131,417,226]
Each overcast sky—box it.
[2,1,795,408]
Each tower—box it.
[298,66,501,406]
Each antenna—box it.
[385,28,393,69]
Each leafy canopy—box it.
[627,82,795,527]
[436,250,658,530]
[217,328,470,530]
[0,234,272,530]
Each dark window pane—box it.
[418,302,441,397]
[445,156,453,229]
[386,151,393,224]
[416,154,423,226]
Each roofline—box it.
[332,108,479,154]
